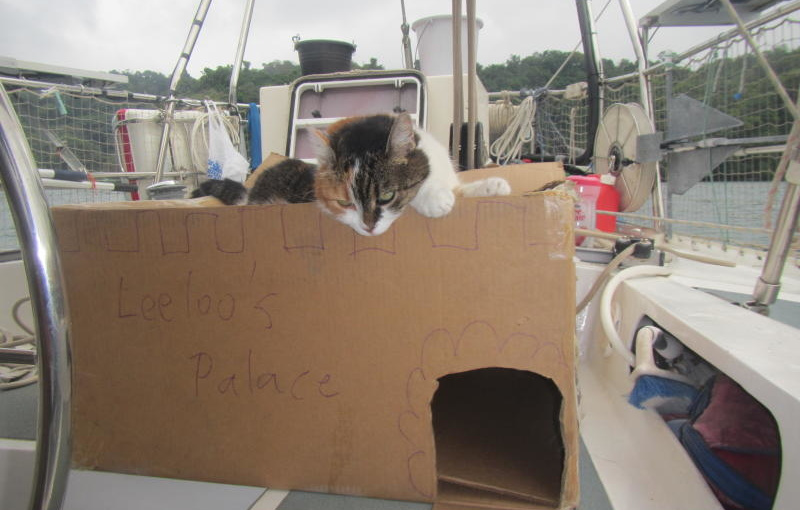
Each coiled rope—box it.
[489,95,536,165]
[189,106,242,173]
[0,297,37,390]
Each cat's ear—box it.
[309,128,334,167]
[387,112,416,161]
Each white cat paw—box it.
[413,188,456,218]
[460,177,512,197]
[483,177,512,196]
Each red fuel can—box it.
[567,174,620,245]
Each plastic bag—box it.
[206,101,248,183]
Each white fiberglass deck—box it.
[2,258,798,509]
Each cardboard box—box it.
[53,163,578,509]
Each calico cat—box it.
[192,112,510,236]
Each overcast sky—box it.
[0,0,723,77]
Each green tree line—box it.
[29,47,792,181]
[115,51,636,102]
[652,46,799,180]
[116,58,385,103]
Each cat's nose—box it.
[362,220,376,234]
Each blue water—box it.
[639,181,789,249]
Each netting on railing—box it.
[529,15,800,255]
[1,81,250,252]
[535,92,590,164]
[2,85,149,250]
[7,87,159,174]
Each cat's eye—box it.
[377,191,395,205]
[336,199,354,208]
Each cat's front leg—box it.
[457,177,512,198]
[410,181,456,218]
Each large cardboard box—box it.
[53,163,578,509]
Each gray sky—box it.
[0,0,722,76]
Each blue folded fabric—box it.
[628,374,698,415]
[669,419,773,510]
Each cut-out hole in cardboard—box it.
[432,367,564,508]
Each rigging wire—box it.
[399,0,414,69]
[545,0,613,90]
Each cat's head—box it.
[311,113,429,236]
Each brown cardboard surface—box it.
[53,163,577,509]
[458,163,565,194]
[436,482,558,510]
[52,196,222,209]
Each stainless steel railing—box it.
[0,83,72,510]
[151,0,213,189]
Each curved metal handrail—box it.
[0,84,72,509]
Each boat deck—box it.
[0,381,613,509]
[701,288,800,330]
[4,257,799,510]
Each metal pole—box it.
[451,0,463,167]
[641,24,666,233]
[617,0,650,118]
[749,184,800,312]
[574,0,603,166]
[584,0,604,116]
[664,60,675,239]
[714,0,799,314]
[626,0,800,82]
[400,0,414,69]
[151,0,213,188]
[228,0,255,108]
[748,119,800,313]
[466,0,477,170]
[0,347,36,365]
[618,0,665,231]
[719,0,800,121]
[0,84,72,510]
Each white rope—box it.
[569,106,577,166]
[764,116,800,230]
[574,228,737,267]
[189,105,241,173]
[603,209,774,235]
[487,93,518,142]
[1,297,37,391]
[576,243,637,314]
[489,95,536,165]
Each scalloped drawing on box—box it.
[52,163,579,510]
